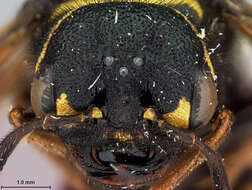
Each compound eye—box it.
[31,70,55,117]
[133,57,144,66]
[104,56,114,66]
[190,69,217,129]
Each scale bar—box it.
[1,186,51,189]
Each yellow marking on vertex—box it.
[171,7,216,79]
[37,0,205,74]
[56,93,78,116]
[203,45,216,80]
[35,10,76,73]
[51,0,203,21]
[165,0,203,20]
[51,0,86,20]
[162,97,191,129]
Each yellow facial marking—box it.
[51,0,202,21]
[162,97,191,129]
[56,93,78,115]
[114,131,133,142]
[80,113,87,122]
[143,108,157,121]
[91,107,103,119]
